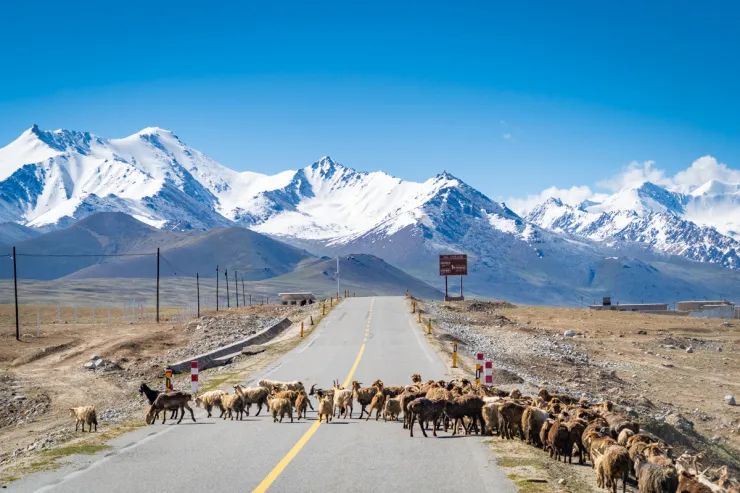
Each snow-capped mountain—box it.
[0,126,737,304]
[526,181,739,269]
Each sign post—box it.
[164,367,173,391]
[484,360,493,385]
[439,254,467,301]
[475,352,483,385]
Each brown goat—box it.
[407,398,445,437]
[498,401,526,440]
[595,445,630,493]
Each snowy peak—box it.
[588,181,685,215]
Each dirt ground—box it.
[415,298,740,491]
[0,301,326,483]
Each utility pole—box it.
[336,256,340,299]
[196,272,200,318]
[242,277,246,306]
[225,268,230,308]
[234,269,239,308]
[216,265,219,311]
[13,246,19,341]
[156,248,160,323]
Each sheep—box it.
[547,419,572,463]
[146,391,195,424]
[443,394,485,436]
[351,381,378,419]
[522,406,549,446]
[258,379,304,392]
[295,392,309,420]
[268,396,293,423]
[365,390,385,421]
[498,401,526,440]
[233,385,269,416]
[634,460,678,493]
[383,397,402,422]
[69,406,97,432]
[407,398,446,437]
[482,402,502,436]
[316,391,333,423]
[194,390,227,417]
[594,445,630,493]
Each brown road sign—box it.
[439,254,467,276]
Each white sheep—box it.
[194,390,227,417]
[258,379,304,392]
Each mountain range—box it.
[0,125,737,305]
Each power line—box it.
[15,252,155,258]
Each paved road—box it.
[11,296,514,492]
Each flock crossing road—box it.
[11,296,514,493]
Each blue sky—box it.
[1,1,738,201]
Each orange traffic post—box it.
[452,343,458,368]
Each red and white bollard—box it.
[484,360,493,385]
[191,360,199,394]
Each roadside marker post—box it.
[452,342,458,368]
[164,367,173,391]
[484,360,493,385]
[191,361,199,394]
[475,352,484,385]
[412,300,416,313]
[427,319,432,334]
[300,321,304,338]
[417,311,421,323]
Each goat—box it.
[444,394,484,435]
[365,390,385,421]
[316,390,333,423]
[351,380,377,419]
[567,418,587,465]
[400,389,426,429]
[295,392,309,420]
[594,445,630,493]
[258,379,304,392]
[332,380,353,419]
[677,471,714,493]
[233,385,269,416]
[146,391,195,424]
[383,397,402,422]
[268,396,293,423]
[407,398,445,437]
[634,459,678,493]
[194,390,227,417]
[221,393,245,420]
[482,402,502,436]
[498,401,526,440]
[138,383,177,419]
[522,406,549,446]
[547,419,573,463]
[69,406,97,432]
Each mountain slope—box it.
[526,182,740,269]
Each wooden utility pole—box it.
[156,248,160,323]
[234,270,239,308]
[13,246,19,341]
[196,272,200,318]
[242,277,246,306]
[225,269,230,308]
[216,265,219,311]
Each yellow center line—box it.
[251,299,374,493]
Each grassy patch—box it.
[42,443,110,459]
[508,474,551,493]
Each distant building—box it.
[676,300,733,312]
[278,292,316,306]
[589,298,668,313]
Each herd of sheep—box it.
[67,375,737,493]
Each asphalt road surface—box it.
[11,296,514,493]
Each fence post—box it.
[13,246,19,341]
[225,269,230,308]
[216,265,219,311]
[234,269,239,308]
[196,272,200,318]
[156,248,160,323]
[242,277,246,306]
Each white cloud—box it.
[672,155,740,191]
[502,133,512,140]
[597,160,670,192]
